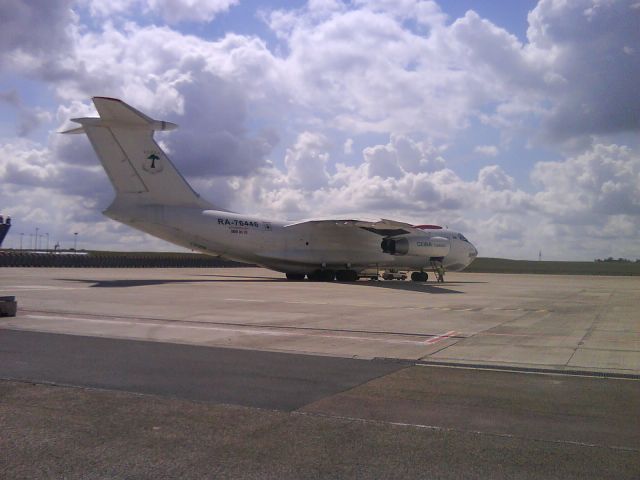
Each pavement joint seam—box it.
[565,293,610,368]
[292,410,640,453]
[17,309,470,341]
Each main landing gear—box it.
[335,270,359,282]
[307,270,336,282]
[286,269,359,282]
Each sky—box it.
[0,0,639,260]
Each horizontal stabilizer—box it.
[59,126,86,135]
[62,98,177,134]
[62,116,177,133]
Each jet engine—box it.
[381,235,450,257]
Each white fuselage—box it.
[106,203,478,274]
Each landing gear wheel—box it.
[335,270,358,282]
[285,273,305,281]
[411,271,428,282]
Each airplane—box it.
[63,97,477,282]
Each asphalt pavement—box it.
[1,328,639,479]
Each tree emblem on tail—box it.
[143,152,163,173]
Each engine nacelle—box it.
[381,235,450,257]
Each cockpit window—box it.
[459,234,469,242]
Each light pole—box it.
[74,232,78,251]
[20,233,23,250]
[45,233,49,251]
[35,227,39,250]
[29,233,34,250]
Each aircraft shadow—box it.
[443,280,488,284]
[338,280,464,294]
[59,276,463,293]
[59,278,288,288]
[191,273,283,280]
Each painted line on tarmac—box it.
[413,361,640,381]
[425,330,457,345]
[294,411,639,453]
[224,299,549,313]
[223,298,266,303]
[225,298,332,306]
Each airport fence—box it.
[0,250,250,268]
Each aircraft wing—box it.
[284,218,427,236]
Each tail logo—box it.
[143,152,163,173]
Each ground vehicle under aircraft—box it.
[64,97,477,281]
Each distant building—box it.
[0,216,10,247]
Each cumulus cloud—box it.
[237,138,531,224]
[364,144,404,179]
[0,0,76,79]
[266,1,544,137]
[0,0,74,56]
[0,90,53,136]
[343,138,354,154]
[80,0,238,23]
[5,20,285,183]
[474,145,499,157]
[0,2,284,250]
[146,0,238,23]
[363,134,445,179]
[478,165,515,191]
[0,137,124,250]
[80,0,138,17]
[265,0,639,145]
[532,143,640,220]
[527,0,640,140]
[284,132,331,190]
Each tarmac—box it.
[1,267,639,478]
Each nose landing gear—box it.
[410,271,428,282]
[410,262,445,283]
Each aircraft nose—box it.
[469,243,478,259]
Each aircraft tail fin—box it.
[63,97,213,209]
